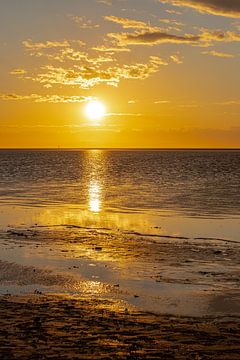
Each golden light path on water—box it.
[87,150,104,214]
[89,182,101,213]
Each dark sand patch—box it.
[0,294,240,360]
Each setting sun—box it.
[85,100,106,121]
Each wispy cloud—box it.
[216,99,240,105]
[105,15,159,31]
[96,0,112,5]
[92,45,131,53]
[0,93,92,103]
[9,69,27,75]
[166,9,182,15]
[105,112,143,117]
[170,54,184,63]
[154,100,171,104]
[202,50,235,58]
[22,40,73,50]
[159,18,185,32]
[70,15,100,29]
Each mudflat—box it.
[0,225,239,359]
[0,294,240,360]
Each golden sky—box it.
[0,0,240,148]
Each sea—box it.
[0,149,239,239]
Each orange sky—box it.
[0,0,239,148]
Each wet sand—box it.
[0,225,240,358]
[0,294,240,360]
[1,225,240,315]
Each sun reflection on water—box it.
[86,150,105,214]
[89,181,101,213]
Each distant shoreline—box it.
[0,148,240,151]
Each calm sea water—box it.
[0,150,239,240]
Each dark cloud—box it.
[161,1,240,18]
[109,28,240,46]
[109,31,200,45]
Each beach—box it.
[0,150,239,358]
[1,293,240,360]
[0,223,240,359]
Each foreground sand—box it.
[0,225,240,358]
[0,294,240,360]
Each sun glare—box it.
[85,100,106,121]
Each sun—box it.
[85,100,106,121]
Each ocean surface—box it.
[0,150,239,315]
[0,149,239,239]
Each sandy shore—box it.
[0,225,240,358]
[1,225,240,316]
[0,294,240,360]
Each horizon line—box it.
[0,147,240,151]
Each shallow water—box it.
[0,149,240,238]
[0,150,239,315]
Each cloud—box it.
[108,27,240,46]
[22,40,115,65]
[0,93,91,103]
[96,0,112,5]
[170,54,184,63]
[108,30,200,46]
[105,15,185,35]
[92,45,131,53]
[20,56,168,89]
[9,69,27,75]
[105,112,142,117]
[22,40,72,50]
[217,99,240,105]
[200,29,240,43]
[42,48,114,64]
[160,1,240,18]
[26,48,88,62]
[166,9,182,15]
[22,39,89,64]
[18,33,169,89]
[202,50,235,58]
[105,15,159,30]
[22,39,86,62]
[70,16,100,29]
[154,100,171,104]
[104,15,240,47]
[158,18,185,32]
